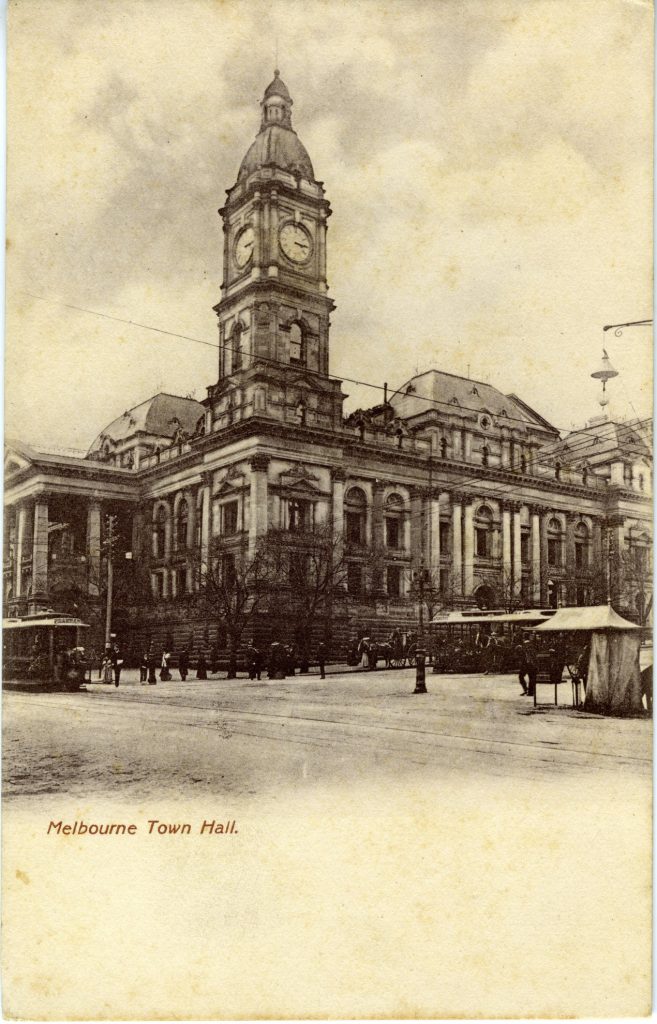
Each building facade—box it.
[4,73,652,657]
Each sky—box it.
[5,0,653,453]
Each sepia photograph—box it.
[2,0,653,1018]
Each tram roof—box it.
[430,609,556,626]
[3,615,90,630]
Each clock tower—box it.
[208,71,344,432]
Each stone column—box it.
[463,499,475,598]
[451,495,463,598]
[565,513,578,604]
[200,472,212,568]
[331,468,346,581]
[186,488,197,592]
[87,501,102,596]
[591,518,603,599]
[530,506,541,604]
[14,505,28,597]
[248,455,270,557]
[512,504,522,603]
[32,498,49,597]
[501,503,512,593]
[607,514,625,605]
[268,189,279,274]
[410,487,424,566]
[371,480,386,596]
[426,493,441,584]
[539,513,550,604]
[163,501,173,562]
[451,426,462,460]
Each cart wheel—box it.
[390,657,405,668]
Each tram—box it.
[429,608,557,673]
[3,611,90,690]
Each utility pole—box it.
[104,515,118,646]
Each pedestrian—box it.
[178,648,189,682]
[147,648,158,685]
[524,637,538,697]
[317,641,327,679]
[247,645,259,680]
[160,649,171,682]
[196,650,208,680]
[516,639,529,695]
[140,650,148,683]
[111,643,123,688]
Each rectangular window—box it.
[439,522,450,553]
[385,517,400,549]
[346,512,364,546]
[547,539,561,566]
[222,501,239,535]
[575,543,588,569]
[386,565,401,598]
[288,499,310,532]
[175,567,187,596]
[475,527,489,558]
[520,532,530,564]
[347,563,363,595]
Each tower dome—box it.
[238,71,315,182]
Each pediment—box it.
[4,448,33,476]
[279,463,319,484]
[280,478,321,496]
[214,479,244,498]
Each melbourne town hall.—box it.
[5,72,652,660]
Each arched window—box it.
[481,444,489,467]
[440,437,448,459]
[176,499,188,550]
[345,487,367,546]
[582,465,589,485]
[289,322,305,365]
[555,461,562,481]
[520,452,527,473]
[231,322,244,373]
[638,473,645,491]
[153,506,167,559]
[574,521,589,569]
[474,505,493,558]
[385,493,404,549]
[547,517,563,566]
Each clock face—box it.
[234,225,255,269]
[279,222,313,264]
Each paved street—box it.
[3,666,652,1019]
[3,666,651,802]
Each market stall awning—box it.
[533,605,640,632]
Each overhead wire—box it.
[18,291,651,530]
[21,290,651,450]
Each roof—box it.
[87,393,204,453]
[388,369,557,432]
[550,418,651,465]
[238,124,314,181]
[533,605,640,632]
[264,69,291,101]
[431,609,555,625]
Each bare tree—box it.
[195,539,274,678]
[265,524,348,671]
